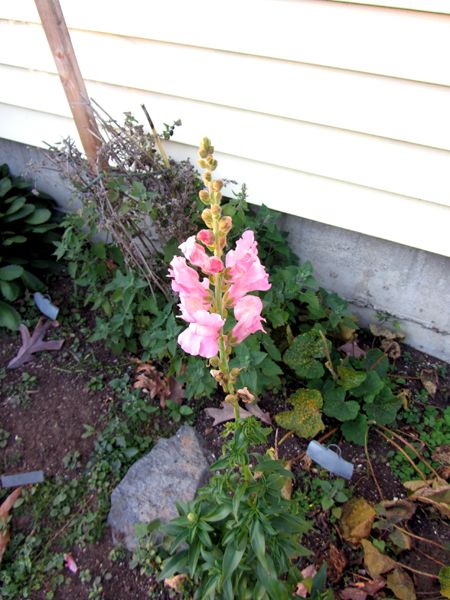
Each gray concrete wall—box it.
[1,138,449,361]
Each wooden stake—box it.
[34,0,102,172]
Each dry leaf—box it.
[295,564,317,597]
[360,578,386,596]
[369,324,404,341]
[133,361,183,408]
[361,539,396,579]
[164,573,187,592]
[281,460,293,500]
[387,568,416,600]
[237,387,255,404]
[432,444,450,467]
[380,499,416,524]
[340,588,367,600]
[0,487,22,562]
[409,482,450,518]
[341,577,386,599]
[338,340,366,359]
[419,369,438,398]
[204,402,271,426]
[380,339,401,359]
[328,544,346,583]
[340,497,376,544]
[397,389,412,410]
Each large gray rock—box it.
[108,425,211,550]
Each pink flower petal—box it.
[64,553,78,574]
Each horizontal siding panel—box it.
[2,23,450,151]
[1,0,450,85]
[330,0,450,13]
[1,65,449,208]
[1,104,448,257]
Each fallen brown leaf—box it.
[281,460,293,500]
[380,339,401,359]
[338,340,366,359]
[133,361,184,408]
[340,497,376,544]
[340,588,367,600]
[204,402,271,426]
[387,568,416,600]
[380,499,416,524]
[369,324,404,341]
[0,487,22,562]
[328,544,346,583]
[164,573,187,592]
[361,539,396,579]
[408,482,450,518]
[388,528,412,551]
[419,369,438,398]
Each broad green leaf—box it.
[0,300,21,330]
[0,176,12,197]
[341,413,368,445]
[337,365,367,390]
[24,208,51,225]
[0,264,24,281]
[3,204,34,223]
[283,327,328,379]
[21,270,46,291]
[0,279,21,302]
[222,542,245,580]
[362,348,390,378]
[364,387,403,425]
[275,389,324,439]
[5,195,26,215]
[322,380,360,422]
[3,235,27,246]
[351,370,385,402]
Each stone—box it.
[108,425,212,551]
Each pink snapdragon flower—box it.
[231,295,266,344]
[169,256,210,297]
[197,229,215,247]
[226,231,271,303]
[178,310,225,358]
[179,236,223,275]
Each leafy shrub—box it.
[159,418,311,600]
[0,164,62,329]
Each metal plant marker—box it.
[1,471,45,488]
[7,317,64,369]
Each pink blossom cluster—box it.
[168,230,270,358]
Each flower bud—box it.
[212,180,224,192]
[200,137,212,152]
[202,172,212,185]
[219,216,232,233]
[187,512,196,523]
[198,148,208,159]
[198,190,210,204]
[224,394,237,404]
[211,204,221,218]
[209,356,219,367]
[212,191,222,203]
[230,368,241,378]
[201,209,213,228]
[198,159,208,169]
[197,229,214,246]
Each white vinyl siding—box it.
[1,0,449,256]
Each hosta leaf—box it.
[0,279,22,302]
[283,327,328,379]
[275,388,324,439]
[337,365,367,390]
[340,497,376,544]
[341,413,368,445]
[364,387,403,425]
[387,568,416,600]
[21,270,46,292]
[24,208,51,225]
[322,380,360,422]
[0,264,24,281]
[0,300,21,330]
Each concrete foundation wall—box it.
[1,138,449,361]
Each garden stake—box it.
[375,428,427,481]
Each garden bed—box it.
[1,276,449,600]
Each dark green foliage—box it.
[0,164,63,329]
[158,418,312,600]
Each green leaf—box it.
[0,300,21,330]
[351,371,384,402]
[439,566,450,599]
[3,235,27,246]
[0,264,24,281]
[222,542,245,580]
[341,413,368,445]
[283,327,327,379]
[261,335,282,361]
[24,207,51,225]
[0,279,22,302]
[337,365,367,390]
[158,550,189,580]
[322,380,360,422]
[251,520,266,566]
[21,270,46,291]
[0,176,12,197]
[364,387,403,425]
[275,388,324,439]
[362,348,390,378]
[5,195,26,215]
[3,204,34,223]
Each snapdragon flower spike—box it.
[225,230,271,303]
[179,236,223,275]
[231,295,266,344]
[178,310,225,358]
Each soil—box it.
[1,278,449,599]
